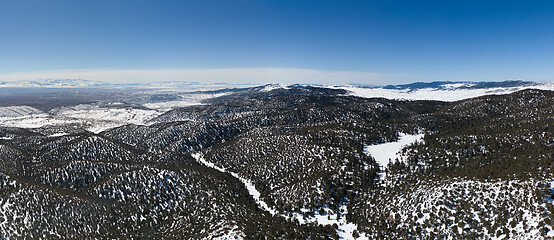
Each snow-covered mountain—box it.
[333,80,554,101]
[0,81,552,239]
[381,80,540,90]
[2,78,551,95]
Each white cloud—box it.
[0,68,398,85]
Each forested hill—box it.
[0,85,552,239]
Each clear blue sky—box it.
[1,0,553,84]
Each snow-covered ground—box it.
[286,205,368,240]
[47,132,69,137]
[58,106,161,133]
[143,92,229,111]
[0,92,227,133]
[0,114,73,129]
[0,107,161,133]
[364,133,424,178]
[0,175,18,236]
[0,198,14,233]
[2,82,552,132]
[372,178,553,239]
[260,83,290,92]
[0,106,44,118]
[192,153,367,240]
[333,82,554,101]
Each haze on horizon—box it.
[1,0,553,85]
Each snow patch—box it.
[441,83,475,89]
[48,132,68,137]
[364,133,424,178]
[143,101,202,111]
[144,92,229,111]
[294,205,368,240]
[260,84,289,92]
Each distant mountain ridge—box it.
[0,79,106,88]
[334,80,554,101]
[381,80,540,91]
[0,79,252,89]
[0,78,549,90]
[1,78,552,102]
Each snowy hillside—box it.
[333,80,554,101]
[0,81,552,239]
[0,91,230,133]
[0,106,44,118]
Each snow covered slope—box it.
[333,80,554,101]
[0,106,44,118]
[0,80,552,239]
[0,91,229,133]
[0,105,161,133]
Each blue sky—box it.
[0,0,553,85]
